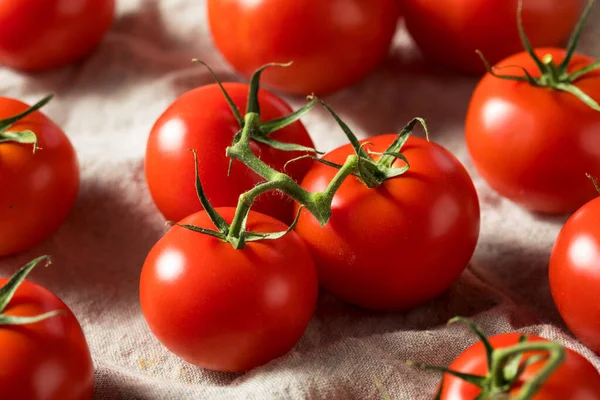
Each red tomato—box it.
[139,208,318,372]
[0,0,115,71]
[145,82,314,224]
[465,49,600,214]
[0,279,94,399]
[0,98,79,256]
[294,135,480,310]
[550,196,600,354]
[207,0,400,95]
[441,333,600,399]
[402,0,584,75]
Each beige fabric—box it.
[2,1,599,399]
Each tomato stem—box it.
[0,94,54,153]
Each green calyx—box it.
[0,256,64,326]
[409,317,566,400]
[0,94,53,152]
[479,0,600,111]
[315,98,427,189]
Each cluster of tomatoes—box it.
[1,0,600,399]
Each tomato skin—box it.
[0,0,115,71]
[207,0,400,95]
[145,83,314,224]
[465,49,600,214]
[0,279,94,400]
[402,0,584,75]
[0,98,79,257]
[549,196,600,354]
[441,333,600,399]
[294,135,480,310]
[139,208,319,372]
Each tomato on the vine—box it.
[0,257,94,400]
[440,333,600,399]
[145,82,314,224]
[0,96,80,257]
[549,194,600,354]
[0,0,115,71]
[139,208,318,372]
[466,48,600,214]
[207,0,400,95]
[402,0,584,75]
[294,135,480,311]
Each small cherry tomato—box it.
[145,82,314,224]
[0,257,94,400]
[441,333,600,399]
[294,135,480,310]
[550,194,600,354]
[0,0,115,71]
[0,97,79,257]
[207,0,400,95]
[139,208,318,372]
[466,48,600,214]
[402,0,584,75]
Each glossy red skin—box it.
[0,0,115,71]
[403,0,584,75]
[145,83,314,224]
[441,333,600,399]
[140,208,319,372]
[0,279,93,399]
[208,0,400,95]
[294,135,480,310]
[0,98,80,256]
[466,49,600,214]
[550,196,600,354]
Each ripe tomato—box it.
[0,0,115,71]
[294,135,480,310]
[0,98,79,257]
[0,276,94,399]
[466,48,600,214]
[139,208,318,372]
[440,333,600,399]
[402,0,584,75]
[207,0,400,95]
[145,82,314,224]
[549,195,600,354]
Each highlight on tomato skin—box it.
[549,194,600,354]
[294,134,480,311]
[402,0,584,75]
[144,82,315,225]
[0,0,115,71]
[207,0,400,95]
[0,97,80,257]
[139,208,319,372]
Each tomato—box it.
[466,48,600,214]
[139,208,318,372]
[0,98,79,257]
[294,135,480,310]
[0,0,115,71]
[440,333,600,399]
[207,0,400,95]
[145,82,314,224]
[0,278,94,399]
[549,195,600,354]
[402,0,584,75]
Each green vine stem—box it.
[180,62,425,249]
[408,317,566,400]
[0,94,53,152]
[0,256,64,326]
[477,0,600,110]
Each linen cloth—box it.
[1,1,600,399]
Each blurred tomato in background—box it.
[0,0,115,71]
[402,0,585,75]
